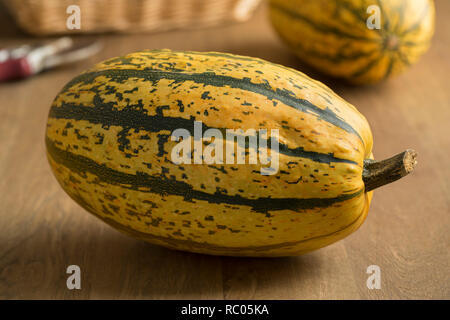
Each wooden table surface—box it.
[0,1,448,300]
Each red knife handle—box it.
[0,57,32,81]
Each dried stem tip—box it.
[363,149,418,192]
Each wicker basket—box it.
[3,0,262,35]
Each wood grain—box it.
[0,1,448,299]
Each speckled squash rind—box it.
[46,50,374,256]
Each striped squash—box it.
[269,0,435,84]
[46,50,415,257]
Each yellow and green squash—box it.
[45,50,416,256]
[269,0,435,84]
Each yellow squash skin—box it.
[46,50,374,257]
[270,0,435,84]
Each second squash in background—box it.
[269,0,435,84]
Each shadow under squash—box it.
[0,212,322,299]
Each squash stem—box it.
[363,149,417,192]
